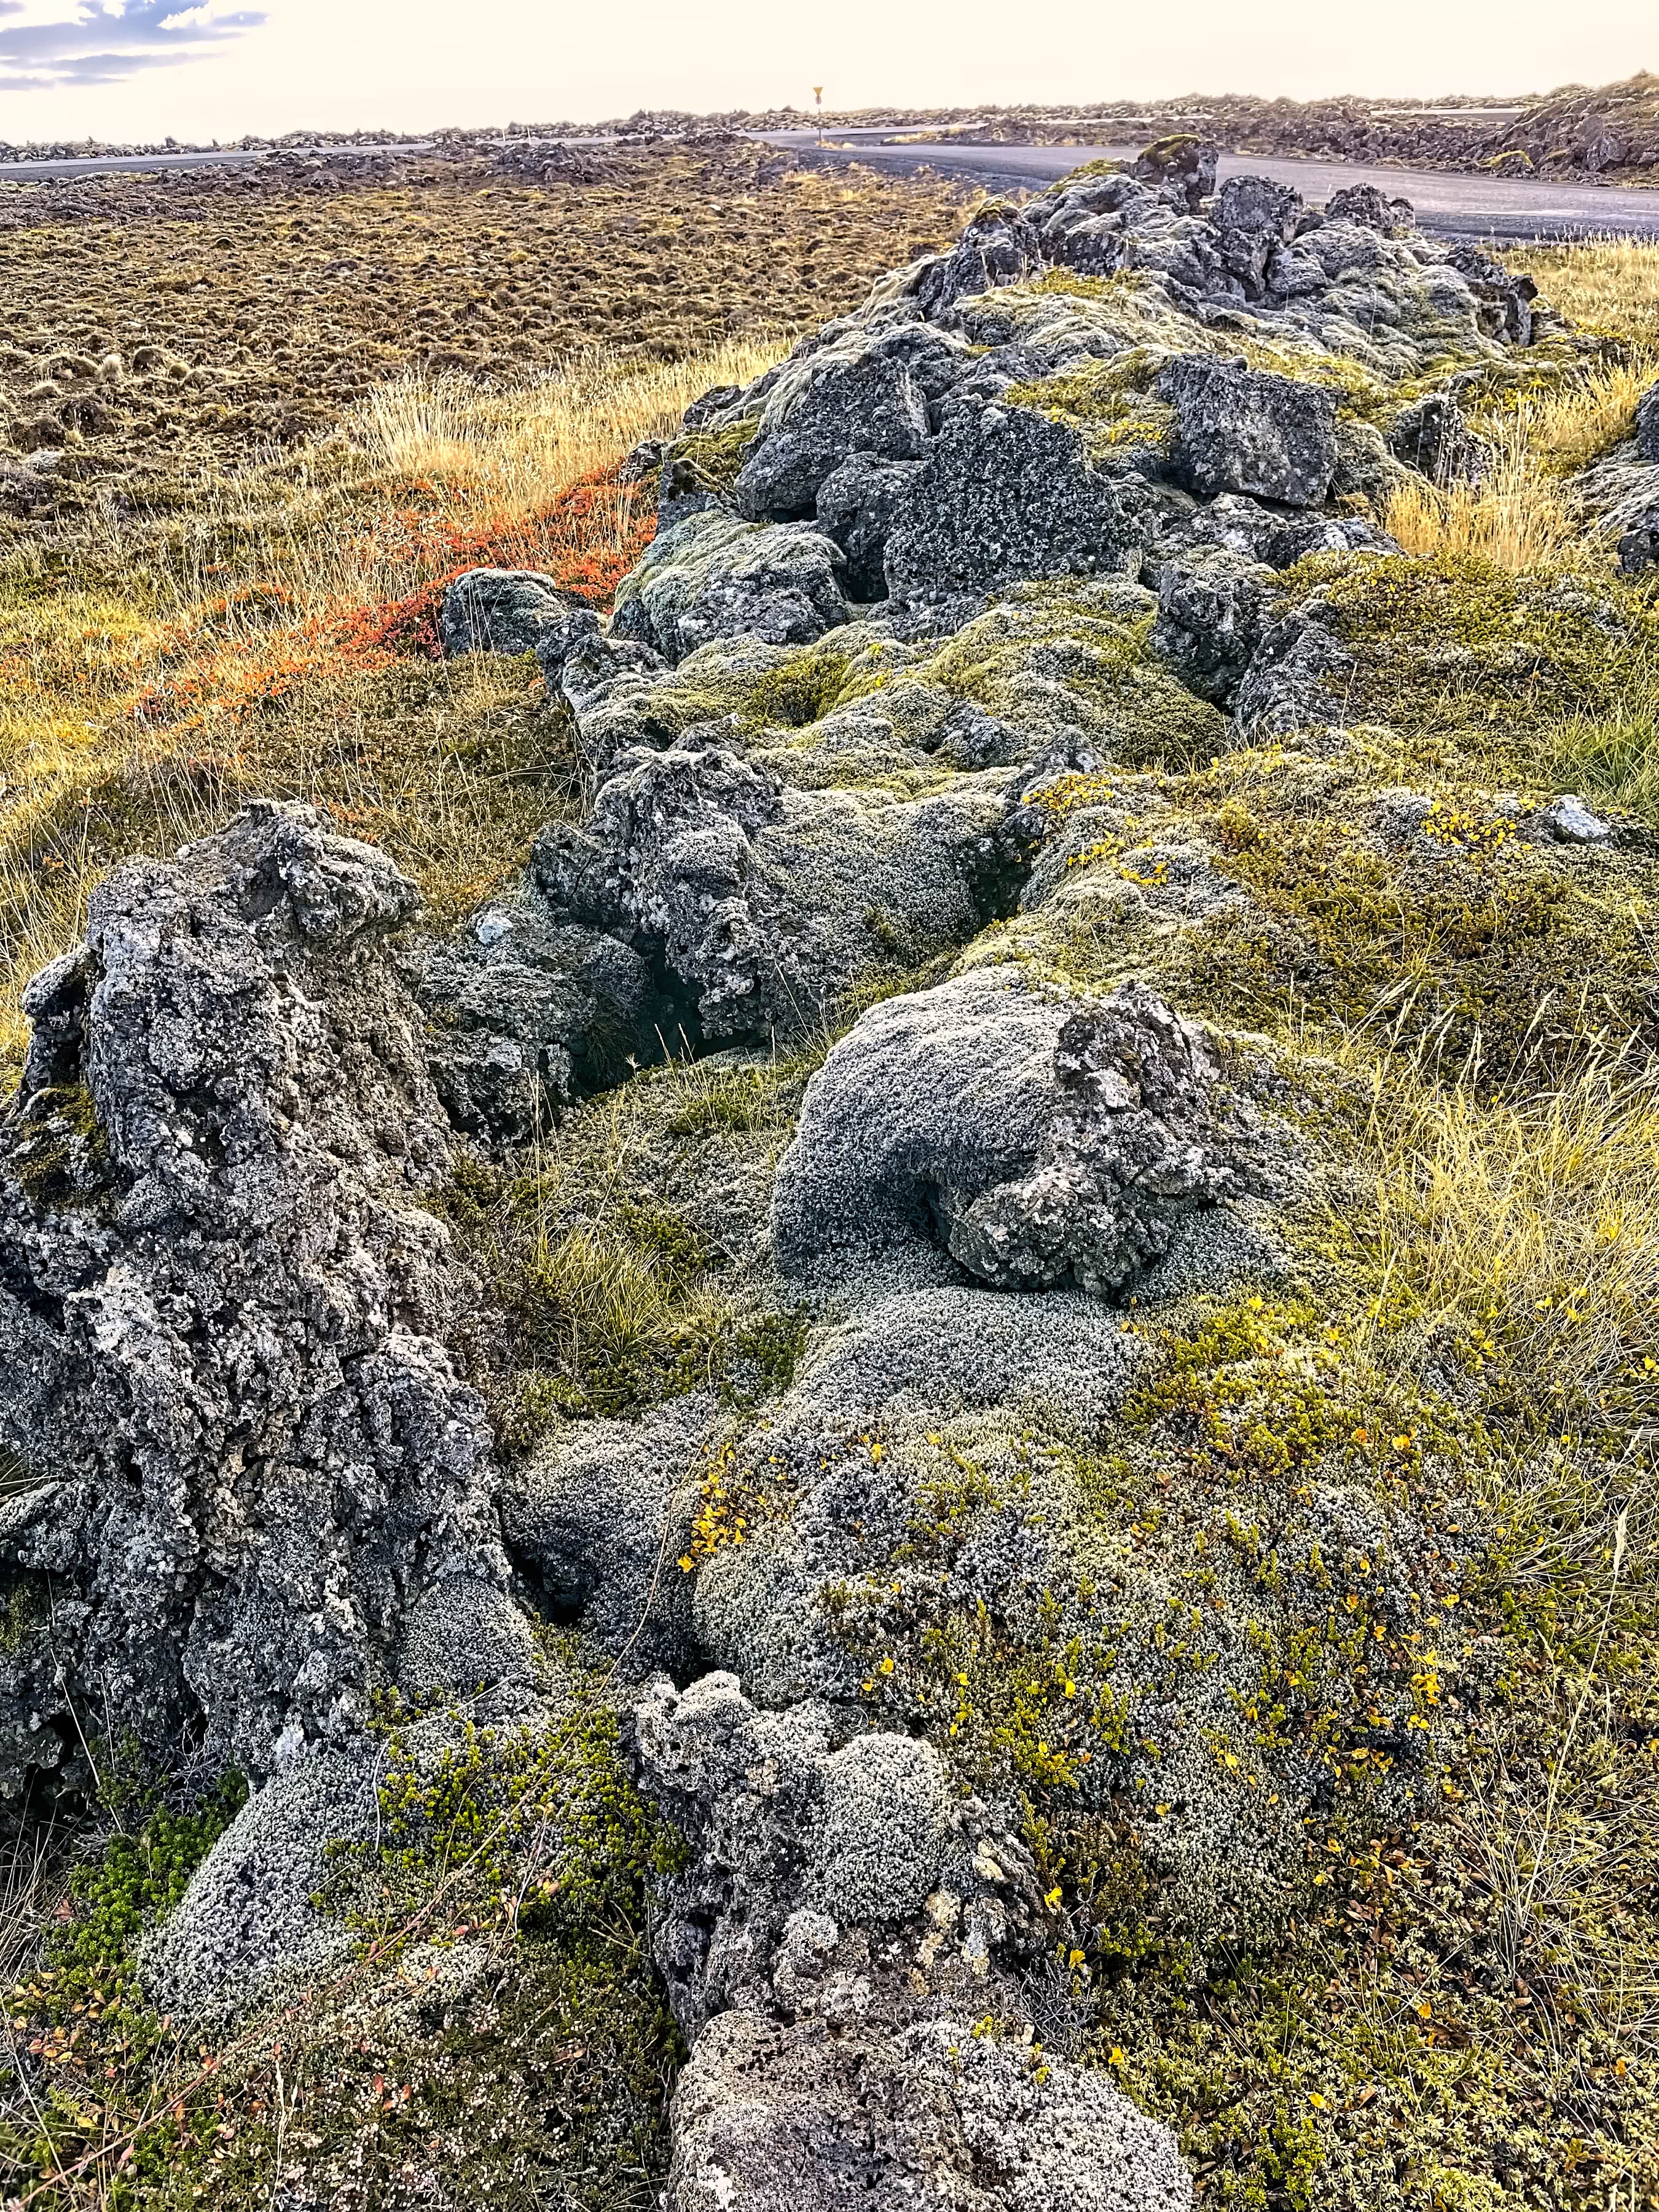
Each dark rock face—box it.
[399,904,657,1145]
[1618,512,1659,574]
[1389,394,1493,485]
[813,451,924,600]
[1636,380,1659,465]
[1159,356,1339,507]
[1324,181,1410,230]
[0,802,507,1791]
[884,402,1154,603]
[1445,245,1538,345]
[439,567,581,657]
[1151,546,1276,705]
[1130,133,1219,210]
[911,200,1043,315]
[732,355,930,522]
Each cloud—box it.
[0,0,264,92]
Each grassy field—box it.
[0,151,967,1075]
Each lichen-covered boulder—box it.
[1233,601,1359,737]
[1151,545,1276,705]
[1444,243,1538,345]
[884,402,1155,606]
[669,2009,1194,2212]
[732,354,930,522]
[439,567,582,657]
[813,450,924,601]
[634,1667,1191,2206]
[611,508,850,664]
[774,971,1279,1298]
[1214,173,1303,242]
[946,981,1276,1295]
[772,970,1065,1279]
[911,199,1045,316]
[1388,393,1493,485]
[399,896,657,1146]
[0,801,510,1788]
[1159,355,1339,507]
[534,743,1032,1043]
[1130,132,1218,211]
[1325,181,1411,231]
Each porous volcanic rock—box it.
[0,801,508,1791]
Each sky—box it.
[0,0,1651,145]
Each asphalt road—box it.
[766,131,1659,243]
[5,130,1656,243]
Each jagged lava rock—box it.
[0,801,509,1788]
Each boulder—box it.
[1388,393,1493,485]
[1151,546,1276,706]
[1214,173,1304,242]
[0,802,510,1786]
[884,402,1155,605]
[946,981,1273,1295]
[399,898,658,1146]
[1159,356,1339,507]
[1618,511,1659,573]
[439,567,582,658]
[533,743,1030,1043]
[1129,133,1219,211]
[813,451,924,602]
[668,2009,1194,2212]
[732,356,930,522]
[632,1666,1191,2208]
[1233,605,1357,737]
[1212,174,1304,295]
[611,509,850,664]
[1325,182,1410,230]
[1445,245,1538,345]
[773,971,1276,1297]
[912,200,1044,316]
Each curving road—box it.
[763,130,1659,244]
[5,129,1657,243]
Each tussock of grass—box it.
[1383,352,1658,573]
[1357,1051,1659,1426]
[1518,352,1658,473]
[1525,232,1659,350]
[1383,429,1580,571]
[356,339,785,517]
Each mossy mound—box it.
[1283,551,1659,742]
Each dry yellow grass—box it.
[1525,232,1659,349]
[1383,347,1657,571]
[1355,1050,1659,1419]
[1518,350,1659,471]
[0,335,796,1073]
[355,339,782,517]
[1382,423,1581,571]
